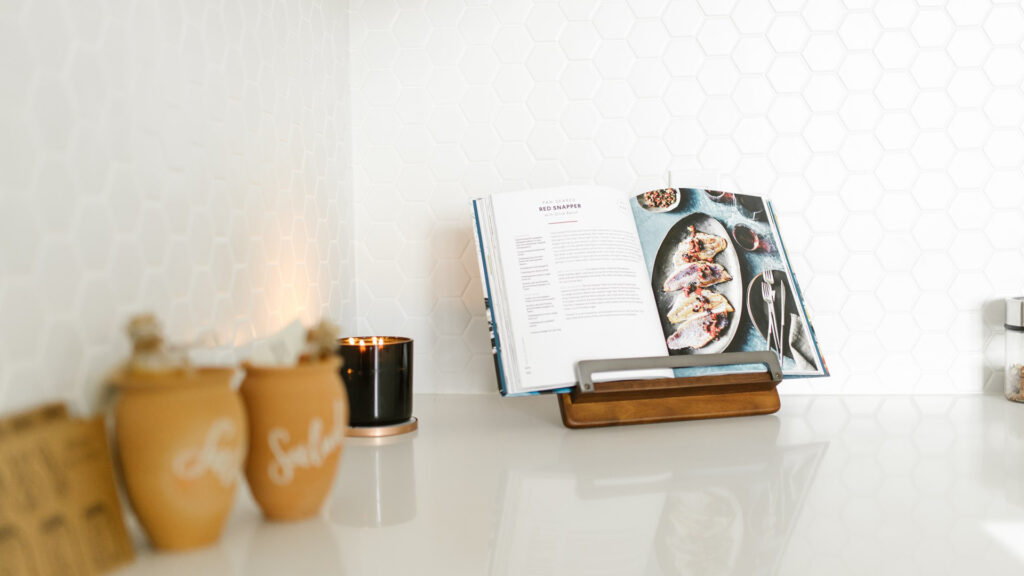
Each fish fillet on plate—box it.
[667,291,734,324]
[665,291,734,350]
[672,226,727,266]
[662,261,732,293]
[667,311,731,350]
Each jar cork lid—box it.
[1006,297,1024,330]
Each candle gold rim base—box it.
[346,417,418,438]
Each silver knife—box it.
[778,277,787,359]
[762,283,776,355]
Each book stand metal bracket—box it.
[558,351,783,429]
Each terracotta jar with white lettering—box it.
[240,357,349,521]
[114,368,247,551]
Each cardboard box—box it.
[0,404,134,575]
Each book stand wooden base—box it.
[557,352,783,429]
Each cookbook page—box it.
[630,188,827,378]
[489,186,669,394]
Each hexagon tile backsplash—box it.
[350,0,1024,395]
[4,1,1024,410]
[0,0,355,412]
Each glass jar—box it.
[1006,297,1024,402]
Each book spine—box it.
[472,199,509,395]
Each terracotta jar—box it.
[114,368,247,551]
[240,358,349,521]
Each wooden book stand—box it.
[557,352,783,429]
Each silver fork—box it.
[763,269,777,352]
[764,269,782,358]
[761,280,781,362]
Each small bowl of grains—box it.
[639,188,680,213]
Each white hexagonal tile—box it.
[841,255,885,292]
[984,89,1024,128]
[493,103,535,141]
[628,139,670,177]
[843,293,884,330]
[626,20,668,58]
[731,0,776,33]
[664,117,706,156]
[804,34,846,72]
[876,193,921,232]
[767,15,810,53]
[698,97,742,137]
[873,31,917,70]
[768,136,811,174]
[559,21,601,60]
[985,171,1024,209]
[946,0,988,26]
[983,4,1024,45]
[910,173,956,211]
[840,94,883,131]
[805,155,845,191]
[911,213,957,250]
[947,29,991,68]
[627,59,669,98]
[592,2,634,39]
[767,56,811,93]
[984,47,1024,86]
[767,95,810,134]
[804,234,849,273]
[875,235,921,275]
[984,130,1024,168]
[559,61,601,100]
[910,91,954,130]
[948,149,993,189]
[524,3,565,42]
[731,37,775,75]
[459,48,500,85]
[911,253,957,291]
[839,12,882,51]
[526,122,567,160]
[696,18,740,56]
[910,133,954,171]
[733,118,775,154]
[840,133,884,172]
[560,101,601,139]
[910,51,955,90]
[802,0,846,31]
[802,78,844,116]
[874,72,919,110]
[593,120,637,158]
[524,43,567,83]
[457,5,500,45]
[562,142,603,179]
[911,10,955,48]
[836,174,883,212]
[838,53,883,91]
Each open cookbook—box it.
[472,186,827,396]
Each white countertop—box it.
[117,393,1024,575]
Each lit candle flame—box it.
[347,337,356,345]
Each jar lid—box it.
[1006,297,1024,329]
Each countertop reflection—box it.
[116,394,1024,575]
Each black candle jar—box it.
[337,337,413,428]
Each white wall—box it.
[0,0,355,412]
[350,0,1024,394]
[2,0,1021,407]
